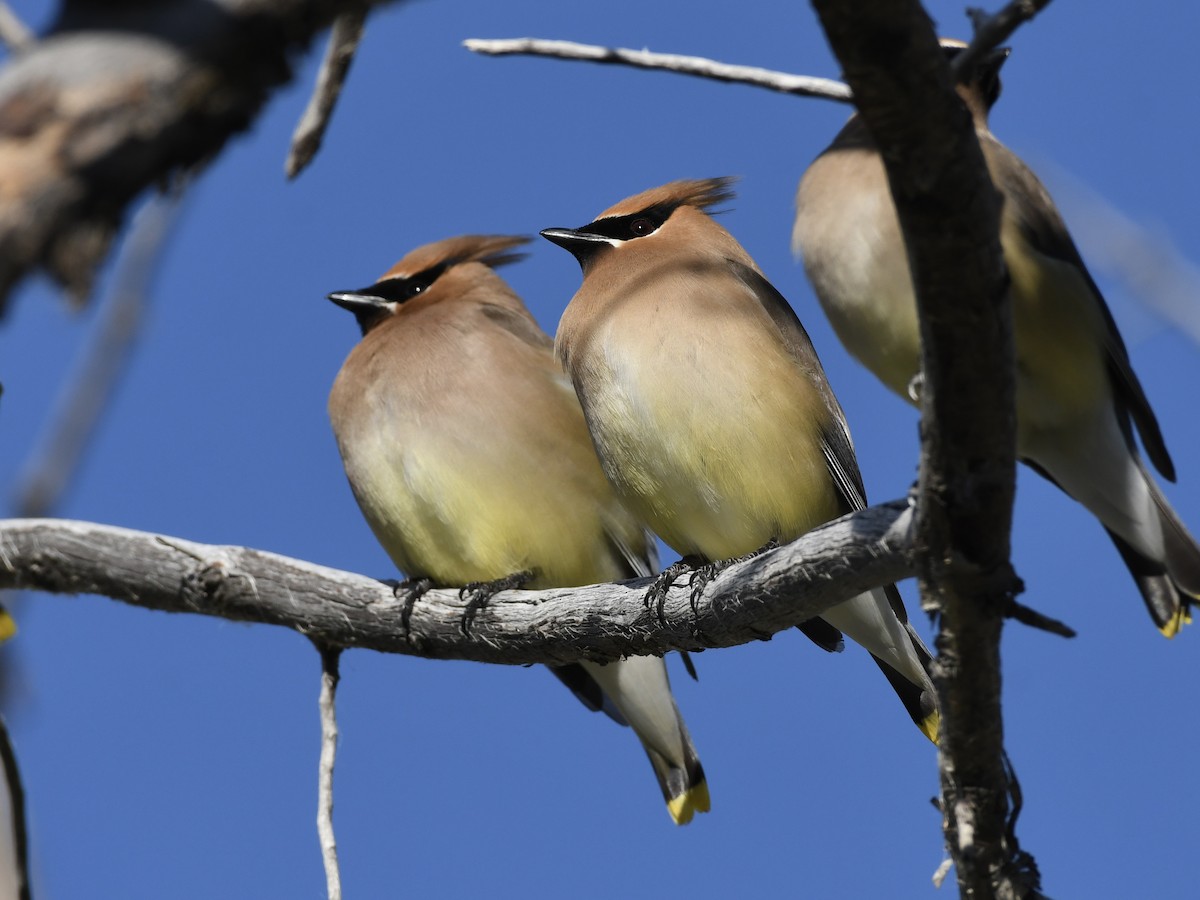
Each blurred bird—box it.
[327,234,709,824]
[793,39,1200,637]
[543,178,939,743]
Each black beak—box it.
[327,289,394,335]
[540,227,611,268]
[327,289,391,313]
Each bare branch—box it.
[315,645,342,900]
[13,193,183,517]
[956,1,1055,78]
[287,10,367,180]
[463,38,852,102]
[0,4,32,55]
[0,715,29,900]
[811,0,1035,896]
[0,503,916,665]
[0,0,406,312]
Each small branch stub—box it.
[287,11,368,179]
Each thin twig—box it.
[0,715,29,900]
[954,0,1055,78]
[464,38,852,102]
[286,10,367,179]
[315,644,342,900]
[0,3,32,55]
[1006,599,1074,637]
[12,193,184,517]
[932,857,954,888]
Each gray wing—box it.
[983,135,1174,480]
[477,302,555,351]
[730,260,921,632]
[728,259,870,514]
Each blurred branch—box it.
[0,4,32,54]
[464,38,853,102]
[0,0,404,313]
[956,1,1054,78]
[315,645,342,900]
[0,503,919,665]
[811,0,1039,898]
[1048,165,1200,347]
[13,193,183,517]
[287,10,367,179]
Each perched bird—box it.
[327,234,709,824]
[543,179,939,743]
[793,39,1200,637]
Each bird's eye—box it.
[629,217,656,237]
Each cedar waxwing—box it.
[543,179,939,743]
[793,39,1200,637]
[326,234,709,824]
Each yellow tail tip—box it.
[0,610,16,643]
[667,780,711,825]
[919,710,940,745]
[1158,606,1192,639]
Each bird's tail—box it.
[644,737,710,826]
[576,656,710,825]
[822,587,939,744]
[869,639,940,744]
[1107,474,1200,638]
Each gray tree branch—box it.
[463,38,853,102]
[0,3,32,54]
[0,503,915,664]
[287,10,367,179]
[0,0,400,313]
[13,193,183,518]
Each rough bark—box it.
[810,1,1035,897]
[0,503,915,664]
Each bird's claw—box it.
[458,570,533,637]
[393,577,434,646]
[643,558,694,626]
[907,371,925,404]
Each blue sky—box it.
[2,1,1198,897]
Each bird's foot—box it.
[685,563,725,613]
[644,556,704,626]
[691,540,782,602]
[393,577,435,646]
[459,570,533,637]
[686,539,778,613]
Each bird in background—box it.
[543,178,939,744]
[793,39,1200,637]
[326,234,709,825]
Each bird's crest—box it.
[380,234,530,281]
[595,177,737,221]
